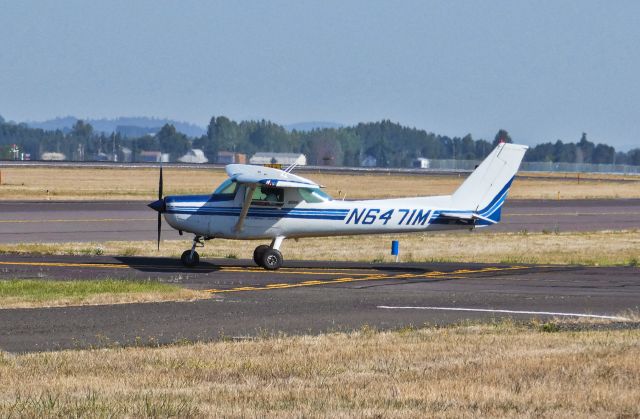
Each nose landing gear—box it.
[181,236,205,267]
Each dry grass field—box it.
[0,279,208,309]
[2,230,638,266]
[0,322,638,417]
[1,166,639,200]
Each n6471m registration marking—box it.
[345,208,432,226]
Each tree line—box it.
[1,114,638,166]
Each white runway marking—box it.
[376,306,630,321]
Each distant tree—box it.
[71,120,93,139]
[614,151,627,165]
[460,134,476,159]
[2,114,638,167]
[308,131,343,165]
[627,149,640,166]
[156,124,190,159]
[474,139,492,158]
[492,129,512,147]
[215,116,238,151]
[576,132,595,163]
[0,144,11,159]
[193,116,221,161]
[593,143,615,164]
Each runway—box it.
[0,199,639,243]
[0,254,638,352]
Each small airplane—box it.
[148,142,528,270]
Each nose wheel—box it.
[181,249,200,267]
[181,236,205,268]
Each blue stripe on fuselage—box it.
[165,204,349,220]
[476,176,514,216]
[428,175,515,226]
[166,195,235,203]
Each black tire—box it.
[260,248,283,270]
[181,250,200,267]
[253,245,270,267]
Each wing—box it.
[225,164,321,188]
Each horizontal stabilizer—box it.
[438,212,498,225]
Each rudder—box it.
[451,143,528,222]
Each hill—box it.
[27,116,205,138]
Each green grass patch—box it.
[0,279,190,307]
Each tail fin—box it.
[451,143,528,223]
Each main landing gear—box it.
[180,235,286,271]
[253,236,285,270]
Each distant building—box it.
[178,149,208,164]
[41,152,66,161]
[92,152,110,162]
[249,152,307,166]
[217,151,247,164]
[413,158,430,169]
[360,155,377,167]
[139,151,169,163]
[120,147,132,162]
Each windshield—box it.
[299,188,332,203]
[213,179,238,195]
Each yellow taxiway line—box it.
[0,260,412,276]
[0,260,529,278]
[0,259,530,295]
[0,260,529,276]
[203,266,530,294]
[0,261,130,269]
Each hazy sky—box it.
[1,1,638,149]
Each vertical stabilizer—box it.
[451,143,528,222]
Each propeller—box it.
[147,165,166,250]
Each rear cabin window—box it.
[252,186,284,206]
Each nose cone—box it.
[148,198,166,213]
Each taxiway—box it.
[0,254,637,352]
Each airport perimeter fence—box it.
[2,159,640,175]
[422,159,640,175]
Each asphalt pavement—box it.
[0,254,637,353]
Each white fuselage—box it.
[164,185,478,240]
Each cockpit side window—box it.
[213,179,238,196]
[252,186,284,206]
[298,188,332,203]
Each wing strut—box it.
[234,185,256,232]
